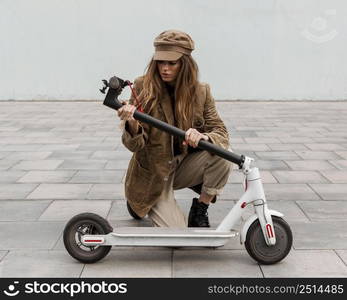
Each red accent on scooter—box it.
[241,202,247,208]
[84,240,103,243]
[127,80,143,112]
[266,224,274,238]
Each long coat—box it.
[122,76,229,217]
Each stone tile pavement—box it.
[0,101,346,278]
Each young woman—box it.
[117,30,231,228]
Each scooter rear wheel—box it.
[63,213,113,263]
[245,216,293,265]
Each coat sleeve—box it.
[121,78,148,152]
[203,84,230,150]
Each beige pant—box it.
[147,150,231,228]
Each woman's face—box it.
[157,60,181,84]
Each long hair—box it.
[139,55,199,131]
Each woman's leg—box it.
[147,158,187,227]
[173,151,231,198]
[173,151,231,227]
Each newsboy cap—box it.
[153,30,195,61]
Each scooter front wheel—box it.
[245,216,293,265]
[63,213,113,264]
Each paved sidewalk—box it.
[0,101,346,278]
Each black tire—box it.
[127,201,142,220]
[245,216,293,265]
[63,213,113,264]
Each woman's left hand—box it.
[183,128,209,148]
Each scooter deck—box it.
[113,227,236,237]
[83,227,239,248]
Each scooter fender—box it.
[240,210,284,244]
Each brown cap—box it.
[153,30,195,61]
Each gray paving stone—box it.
[38,144,80,151]
[12,160,64,170]
[6,151,52,160]
[336,151,347,159]
[231,131,257,137]
[47,151,92,160]
[27,184,93,200]
[0,200,51,221]
[279,137,315,143]
[90,150,132,160]
[309,184,347,200]
[272,171,328,184]
[0,184,38,200]
[0,137,38,144]
[24,132,56,138]
[81,250,172,277]
[297,201,347,221]
[51,126,83,132]
[0,250,83,277]
[255,151,300,160]
[330,160,347,170]
[313,138,347,144]
[69,170,125,183]
[0,251,8,261]
[0,171,26,183]
[0,126,21,132]
[39,200,112,221]
[77,143,117,151]
[262,184,320,201]
[268,144,309,151]
[320,170,347,183]
[105,160,131,170]
[173,250,262,277]
[255,131,291,138]
[305,143,345,151]
[291,221,347,249]
[254,160,290,170]
[244,138,281,144]
[18,170,76,183]
[336,250,347,266]
[0,144,44,151]
[58,159,107,170]
[0,160,20,170]
[261,250,347,277]
[0,152,10,159]
[295,150,341,160]
[285,160,336,171]
[232,144,270,151]
[0,222,64,250]
[87,184,125,200]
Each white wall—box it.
[0,0,346,100]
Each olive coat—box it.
[122,76,229,217]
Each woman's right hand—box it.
[117,101,139,135]
[117,101,137,121]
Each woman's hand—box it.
[117,101,136,121]
[183,128,209,148]
[117,101,139,135]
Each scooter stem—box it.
[102,76,247,169]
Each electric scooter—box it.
[63,76,293,265]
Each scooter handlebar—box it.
[102,77,245,168]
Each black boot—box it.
[188,198,210,227]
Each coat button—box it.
[163,177,169,181]
[168,160,172,164]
